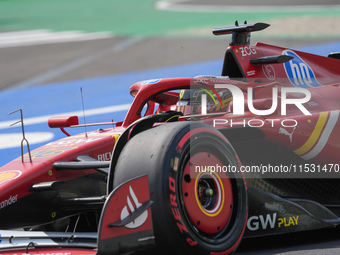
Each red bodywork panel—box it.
[2,248,96,255]
[0,25,340,254]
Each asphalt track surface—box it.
[1,0,340,254]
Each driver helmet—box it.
[177,87,232,115]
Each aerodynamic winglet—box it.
[213,22,270,36]
[109,200,154,227]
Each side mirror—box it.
[328,52,340,59]
[48,116,79,136]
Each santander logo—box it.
[120,186,148,229]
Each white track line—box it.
[155,0,340,12]
[11,36,143,89]
[0,132,55,149]
[0,30,113,48]
[0,104,131,130]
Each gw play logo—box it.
[247,213,299,231]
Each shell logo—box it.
[0,170,22,185]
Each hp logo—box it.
[283,50,322,88]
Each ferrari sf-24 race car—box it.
[0,22,340,255]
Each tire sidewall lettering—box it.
[168,129,198,247]
[166,125,247,254]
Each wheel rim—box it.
[181,152,233,235]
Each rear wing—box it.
[213,21,270,46]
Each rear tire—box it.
[113,122,247,254]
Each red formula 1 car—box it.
[0,22,340,255]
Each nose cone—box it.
[0,161,57,229]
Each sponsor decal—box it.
[141,79,162,85]
[247,213,299,231]
[179,89,185,99]
[239,45,257,57]
[20,147,77,159]
[121,186,148,229]
[46,137,103,147]
[247,213,276,231]
[279,126,296,143]
[278,216,299,228]
[283,50,322,88]
[247,70,256,76]
[262,64,276,81]
[169,176,197,247]
[194,77,239,86]
[0,194,18,210]
[0,170,22,185]
[99,175,153,241]
[98,152,112,161]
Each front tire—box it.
[113,122,247,254]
